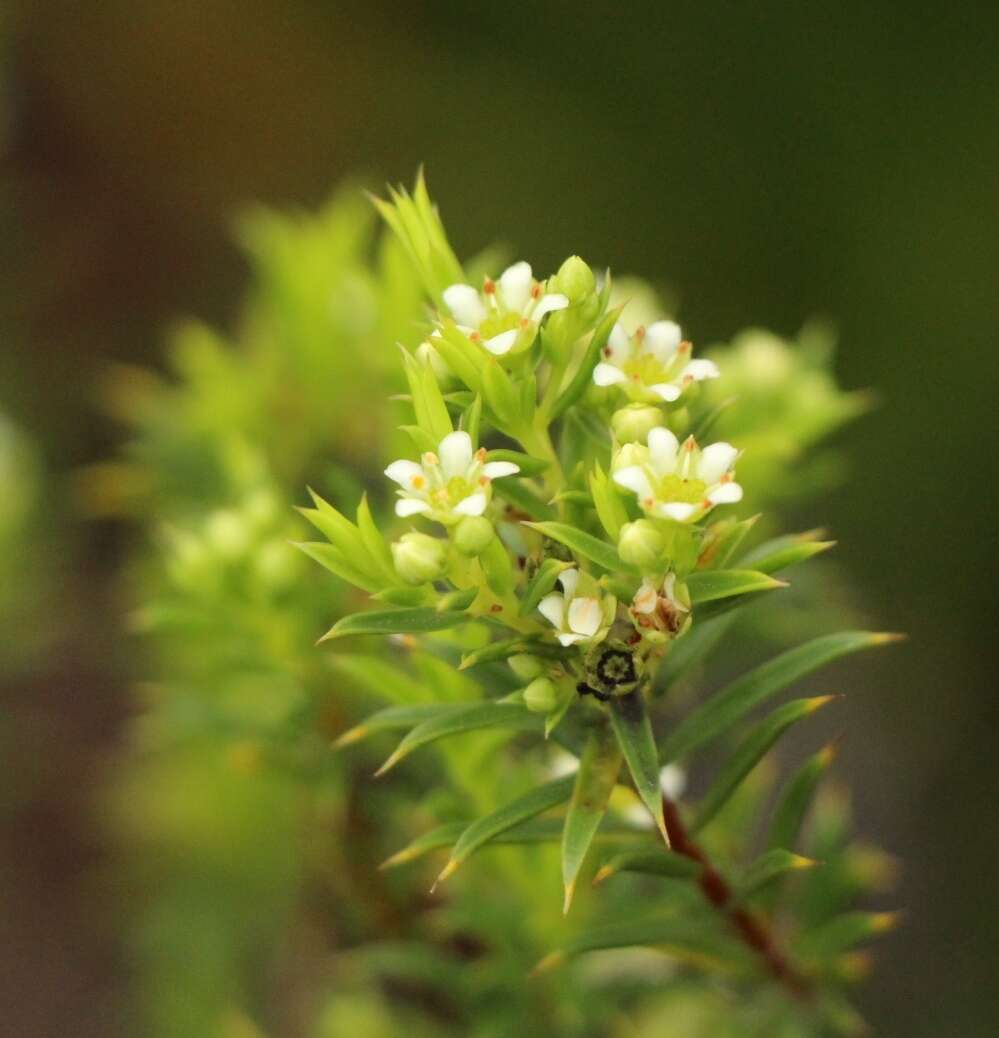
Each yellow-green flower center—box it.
[653,474,707,505]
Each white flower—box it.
[442,261,569,356]
[593,320,719,403]
[537,568,616,647]
[385,431,520,525]
[612,426,743,522]
[631,573,690,637]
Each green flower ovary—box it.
[650,473,707,506]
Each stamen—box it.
[474,447,487,463]
[469,331,481,343]
[603,346,612,358]
[483,278,496,294]
[635,326,646,341]
[411,475,425,489]
[679,340,692,353]
[530,282,542,299]
[422,452,439,466]
[520,317,530,329]
[479,475,490,486]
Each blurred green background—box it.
[1,2,997,1035]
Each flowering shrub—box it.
[110,177,898,1036]
[300,175,901,1032]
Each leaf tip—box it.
[872,910,903,934]
[430,858,459,892]
[871,631,907,646]
[592,864,615,887]
[530,951,564,977]
[332,726,365,750]
[373,748,405,777]
[562,880,576,915]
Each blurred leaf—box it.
[433,774,575,887]
[535,915,751,974]
[486,448,550,477]
[735,849,818,902]
[319,605,473,642]
[493,478,557,521]
[768,743,839,853]
[690,696,836,834]
[374,701,541,775]
[593,847,701,886]
[740,532,836,575]
[561,726,623,912]
[519,557,573,618]
[796,911,900,960]
[333,704,459,749]
[661,631,894,761]
[697,515,760,570]
[609,691,668,844]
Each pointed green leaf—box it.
[768,743,839,853]
[661,631,896,762]
[535,916,751,974]
[741,532,836,575]
[690,696,836,834]
[294,541,381,593]
[356,493,396,582]
[524,521,632,573]
[481,357,520,429]
[459,635,567,670]
[686,569,787,605]
[382,816,642,869]
[319,605,472,642]
[609,690,668,844]
[519,557,573,618]
[561,726,623,912]
[492,478,557,521]
[593,847,701,886]
[549,305,623,420]
[697,515,760,570]
[461,394,482,445]
[589,463,629,541]
[433,774,575,887]
[334,704,459,749]
[375,701,541,775]
[329,654,429,706]
[735,848,819,902]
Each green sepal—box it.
[549,304,623,420]
[519,557,573,618]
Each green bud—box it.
[391,532,447,585]
[618,520,665,569]
[509,653,544,681]
[206,508,252,559]
[611,404,664,445]
[552,255,595,303]
[453,515,494,556]
[523,677,558,714]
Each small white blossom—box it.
[612,426,742,522]
[385,431,519,525]
[593,320,719,403]
[442,261,569,356]
[537,568,616,647]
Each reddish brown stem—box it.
[661,796,811,999]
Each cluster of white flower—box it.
[385,263,744,652]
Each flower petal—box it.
[453,491,488,516]
[658,502,698,521]
[593,362,628,387]
[482,329,519,356]
[443,283,486,327]
[499,261,533,313]
[697,442,738,484]
[538,592,566,629]
[533,293,569,320]
[557,567,579,600]
[650,382,682,402]
[395,498,432,517]
[683,357,720,382]
[633,580,658,614]
[606,322,630,362]
[568,597,602,637]
[439,430,474,479]
[612,465,654,501]
[707,481,743,505]
[481,461,520,479]
[647,427,680,475]
[557,632,588,646]
[385,459,425,488]
[644,320,682,361]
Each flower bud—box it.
[508,653,544,681]
[523,677,558,714]
[551,255,595,303]
[453,515,494,556]
[611,404,663,444]
[618,520,665,569]
[391,532,447,585]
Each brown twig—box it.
[661,796,811,999]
